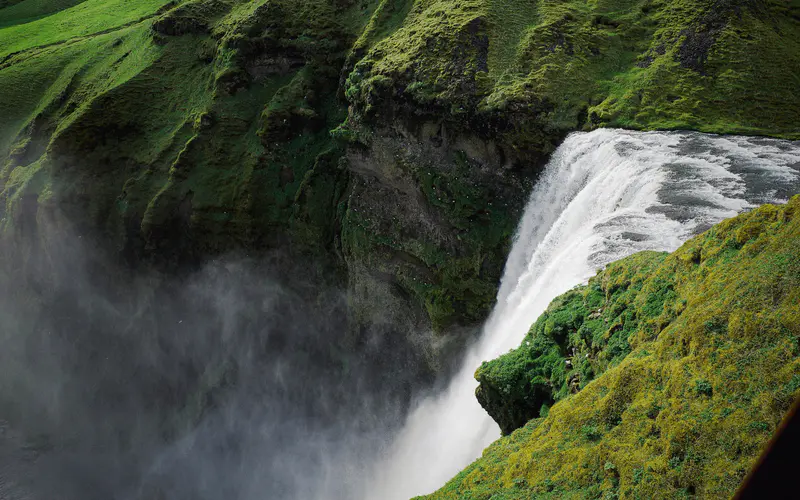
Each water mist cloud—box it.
[0,217,417,500]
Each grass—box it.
[0,0,173,56]
[0,0,379,263]
[344,0,800,141]
[0,0,87,26]
[422,196,800,499]
[486,0,540,80]
[0,21,165,221]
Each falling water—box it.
[365,129,800,499]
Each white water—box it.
[364,128,800,499]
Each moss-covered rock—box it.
[423,196,800,499]
[344,0,800,141]
[476,251,671,435]
[334,0,800,343]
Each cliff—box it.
[423,196,800,499]
[2,0,799,370]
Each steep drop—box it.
[366,129,800,499]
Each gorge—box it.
[1,0,800,498]
[1,128,799,499]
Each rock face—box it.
[1,0,799,369]
[425,197,800,499]
[341,126,528,362]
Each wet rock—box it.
[476,368,554,436]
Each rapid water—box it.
[365,128,800,499]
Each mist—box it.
[0,215,429,500]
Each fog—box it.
[0,218,428,500]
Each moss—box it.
[476,251,668,434]
[343,0,800,141]
[423,196,800,499]
[330,0,800,341]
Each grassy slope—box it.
[345,0,800,141]
[0,0,377,266]
[0,0,87,26]
[424,196,800,499]
[0,0,171,55]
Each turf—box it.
[0,0,87,26]
[0,0,378,265]
[0,0,173,56]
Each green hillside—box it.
[0,0,365,265]
[424,196,800,499]
[1,0,799,497]
[343,0,800,142]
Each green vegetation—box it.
[475,251,668,435]
[1,0,799,494]
[0,0,87,26]
[345,0,800,144]
[0,0,172,55]
[423,196,800,499]
[0,0,798,344]
[0,0,374,268]
[333,0,800,333]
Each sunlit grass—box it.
[0,0,173,57]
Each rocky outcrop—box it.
[475,252,668,435]
[341,123,530,355]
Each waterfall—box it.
[365,129,800,499]
[1,129,798,500]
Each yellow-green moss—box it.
[423,196,800,499]
[475,251,670,435]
